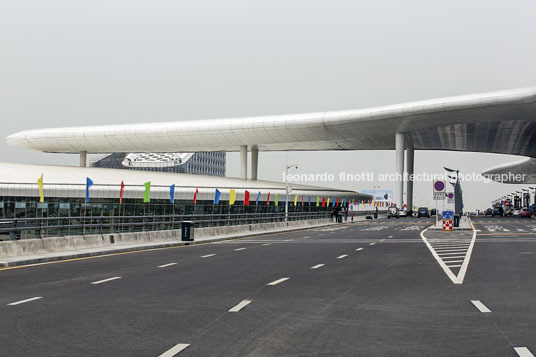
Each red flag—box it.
[193,188,199,203]
[266,192,270,205]
[301,195,304,206]
[119,180,125,204]
[244,190,250,206]
[336,198,339,207]
[321,197,326,207]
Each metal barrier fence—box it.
[0,210,384,240]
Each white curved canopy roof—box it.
[7,86,536,156]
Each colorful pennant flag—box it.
[274,193,279,206]
[169,184,175,204]
[244,190,250,206]
[85,177,94,203]
[266,192,271,205]
[120,180,125,204]
[193,188,199,204]
[214,189,221,204]
[229,189,236,205]
[321,197,326,207]
[37,174,44,203]
[143,181,151,203]
[255,192,261,206]
[293,194,298,206]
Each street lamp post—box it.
[284,164,298,222]
[444,166,463,217]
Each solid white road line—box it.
[158,343,190,357]
[228,300,252,312]
[471,300,491,313]
[262,243,272,246]
[441,259,464,263]
[234,248,247,251]
[267,277,290,286]
[90,277,122,285]
[311,264,325,269]
[337,254,348,259]
[7,297,42,306]
[355,248,364,251]
[369,243,376,246]
[201,254,216,258]
[158,263,177,268]
[514,347,535,357]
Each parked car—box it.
[417,207,430,218]
[485,208,493,216]
[520,208,532,218]
[398,210,408,218]
[512,208,522,218]
[492,207,504,217]
[430,208,437,216]
[387,206,399,219]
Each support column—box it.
[251,146,258,181]
[80,151,87,167]
[240,145,248,180]
[395,133,405,208]
[406,147,414,212]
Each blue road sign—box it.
[442,210,454,219]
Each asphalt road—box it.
[0,217,535,356]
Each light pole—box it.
[284,163,298,222]
[444,166,463,217]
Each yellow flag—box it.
[327,198,330,207]
[37,174,44,203]
[293,194,298,206]
[229,189,236,205]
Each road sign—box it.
[433,192,445,200]
[433,180,446,193]
[442,210,454,219]
[447,192,455,204]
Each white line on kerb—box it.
[355,248,364,251]
[337,254,348,259]
[471,300,491,313]
[229,300,252,312]
[158,263,177,268]
[311,264,325,269]
[267,277,290,286]
[369,243,376,246]
[7,297,42,306]
[514,347,535,357]
[201,254,216,258]
[158,343,190,357]
[90,277,122,285]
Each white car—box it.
[398,210,408,217]
[512,209,522,217]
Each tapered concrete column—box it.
[251,146,258,181]
[395,133,405,208]
[406,147,414,211]
[80,151,87,167]
[240,145,248,180]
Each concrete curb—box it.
[0,220,346,268]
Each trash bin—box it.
[181,221,194,241]
[373,212,378,219]
[453,215,460,228]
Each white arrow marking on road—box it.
[158,343,190,357]
[7,297,42,306]
[229,300,252,312]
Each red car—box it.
[520,208,532,218]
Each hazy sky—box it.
[1,0,536,210]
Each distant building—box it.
[90,152,226,176]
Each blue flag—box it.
[85,177,93,203]
[343,198,346,207]
[255,191,261,205]
[308,195,311,206]
[214,189,221,204]
[170,184,175,203]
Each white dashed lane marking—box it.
[337,255,348,259]
[267,277,290,286]
[369,243,376,246]
[311,264,325,269]
[234,248,247,251]
[471,300,491,313]
[514,347,535,357]
[228,300,252,312]
[158,263,177,268]
[201,254,216,258]
[158,343,190,357]
[7,297,42,306]
[355,248,364,251]
[90,277,122,285]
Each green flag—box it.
[316,196,319,207]
[274,193,279,206]
[143,181,151,203]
